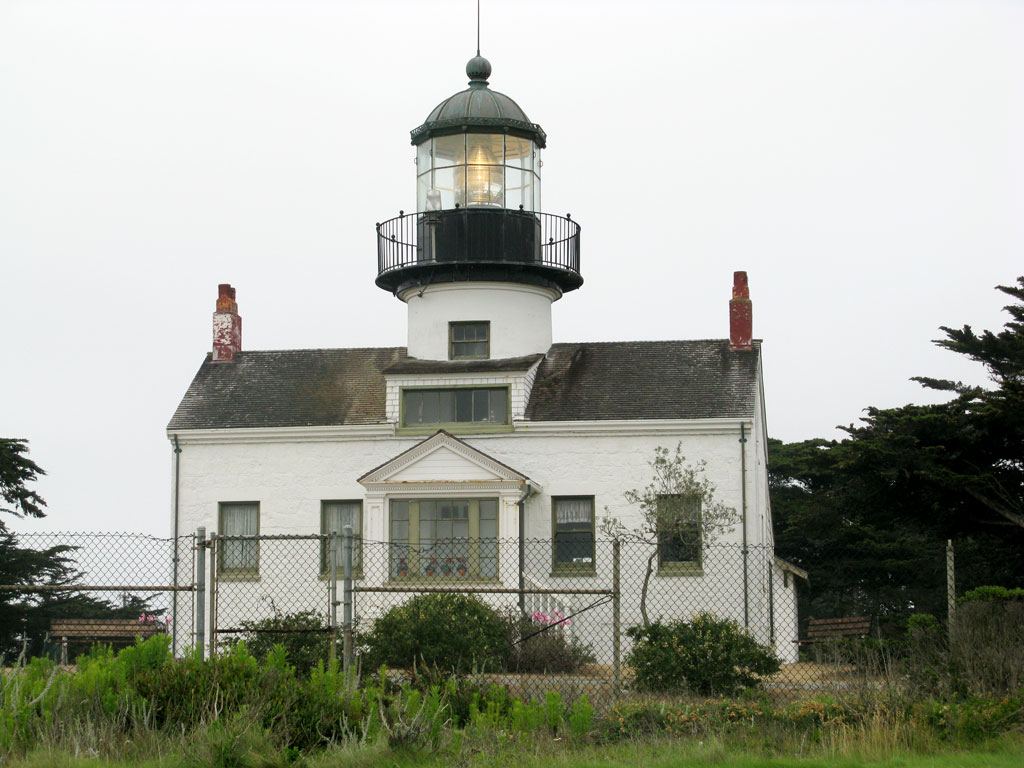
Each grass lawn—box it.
[12,734,1022,768]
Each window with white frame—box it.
[389,498,498,580]
[449,321,490,359]
[552,496,595,574]
[218,502,259,577]
[321,500,362,575]
[656,494,702,573]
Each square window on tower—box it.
[449,321,490,360]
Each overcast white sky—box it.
[2,0,1020,535]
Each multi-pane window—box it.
[656,495,702,572]
[402,387,508,428]
[321,501,362,575]
[449,321,489,359]
[389,498,498,580]
[552,496,595,574]
[219,502,259,577]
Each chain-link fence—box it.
[0,530,196,661]
[3,529,968,707]
[200,531,961,707]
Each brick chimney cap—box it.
[732,271,749,300]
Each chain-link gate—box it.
[207,532,340,662]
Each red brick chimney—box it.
[212,284,242,362]
[729,271,753,351]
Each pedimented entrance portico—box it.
[357,430,538,544]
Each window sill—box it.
[218,571,260,582]
[396,424,513,436]
[551,566,596,578]
[385,576,501,586]
[656,563,703,577]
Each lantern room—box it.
[415,132,540,212]
[375,55,581,297]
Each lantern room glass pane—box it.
[432,134,465,167]
[464,134,505,207]
[505,167,536,211]
[466,133,504,166]
[416,142,432,173]
[417,173,431,213]
[432,166,461,210]
[504,137,533,171]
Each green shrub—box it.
[906,613,941,636]
[507,615,595,673]
[231,610,331,676]
[134,641,296,730]
[949,599,1024,696]
[626,612,780,695]
[959,585,1024,604]
[358,593,511,673]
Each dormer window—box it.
[401,386,509,431]
[449,321,489,360]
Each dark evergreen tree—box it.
[0,439,158,659]
[770,279,1024,635]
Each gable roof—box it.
[358,430,530,485]
[167,340,760,431]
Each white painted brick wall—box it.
[173,419,796,661]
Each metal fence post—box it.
[209,532,218,657]
[946,539,956,632]
[328,532,338,665]
[612,538,621,698]
[196,527,206,659]
[343,525,354,675]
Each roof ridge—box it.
[550,338,761,346]
[234,346,408,354]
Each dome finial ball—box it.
[466,55,492,84]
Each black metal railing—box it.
[375,208,581,287]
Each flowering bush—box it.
[507,610,594,674]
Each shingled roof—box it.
[167,341,759,431]
[526,341,760,421]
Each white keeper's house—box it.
[168,54,803,662]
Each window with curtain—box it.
[389,498,498,580]
[219,502,259,576]
[656,495,702,572]
[321,501,363,575]
[552,496,595,574]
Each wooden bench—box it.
[50,618,166,663]
[800,616,872,646]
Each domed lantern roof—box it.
[410,56,547,148]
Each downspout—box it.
[740,422,749,629]
[517,480,535,616]
[172,434,182,649]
